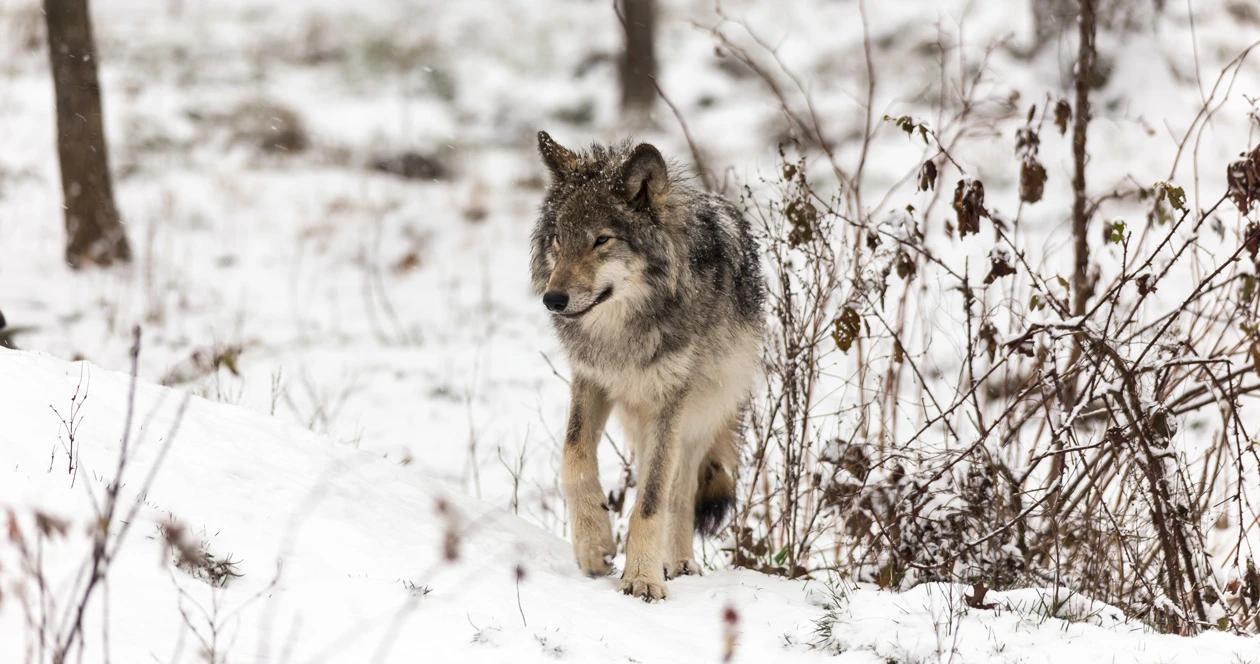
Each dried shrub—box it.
[227,99,308,154]
[159,518,242,588]
[370,150,450,181]
[727,77,1260,640]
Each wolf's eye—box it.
[593,235,613,248]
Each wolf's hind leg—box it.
[561,377,614,577]
[664,437,708,578]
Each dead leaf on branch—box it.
[1245,221,1260,261]
[918,160,938,192]
[1053,98,1071,135]
[984,249,1016,285]
[896,249,916,281]
[979,322,999,362]
[953,179,987,237]
[1019,157,1046,204]
[884,114,930,144]
[1226,145,1260,212]
[833,306,861,353]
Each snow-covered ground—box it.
[3,349,1257,662]
[2,0,1259,660]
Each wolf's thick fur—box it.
[531,131,765,600]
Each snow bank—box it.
[0,347,827,662]
[3,349,1255,662]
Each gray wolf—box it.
[530,131,765,600]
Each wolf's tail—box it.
[694,427,739,537]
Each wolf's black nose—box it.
[542,291,569,312]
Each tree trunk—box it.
[1041,0,1098,532]
[618,0,657,117]
[1071,0,1096,318]
[44,0,131,268]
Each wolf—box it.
[530,131,765,600]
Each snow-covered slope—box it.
[2,348,1256,662]
[0,347,828,663]
[3,0,1260,659]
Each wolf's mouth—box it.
[556,287,614,319]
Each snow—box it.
[2,0,1260,660]
[3,348,1257,662]
[0,348,829,663]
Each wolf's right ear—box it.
[619,143,668,212]
[537,130,577,180]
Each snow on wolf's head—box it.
[529,130,683,330]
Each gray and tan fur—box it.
[531,131,764,600]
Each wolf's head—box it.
[530,131,677,324]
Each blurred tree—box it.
[44,0,131,268]
[618,0,657,118]
[1029,0,1161,55]
[1032,0,1078,53]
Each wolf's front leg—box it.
[561,376,614,577]
[621,400,683,601]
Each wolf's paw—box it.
[619,572,668,601]
[574,540,615,577]
[665,559,700,579]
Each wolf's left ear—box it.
[620,143,668,211]
[538,130,577,179]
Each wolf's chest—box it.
[575,349,692,405]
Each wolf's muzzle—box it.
[551,287,613,318]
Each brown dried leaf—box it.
[983,249,1016,284]
[966,582,997,610]
[1019,157,1046,204]
[832,306,861,353]
[1054,99,1071,135]
[34,512,69,538]
[786,199,818,247]
[7,511,24,550]
[391,250,423,275]
[1227,145,1260,212]
[918,160,938,192]
[979,322,999,362]
[895,249,916,281]
[1245,221,1260,261]
[1245,558,1260,604]
[1015,126,1040,155]
[952,179,987,237]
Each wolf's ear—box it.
[620,143,668,211]
[537,130,577,179]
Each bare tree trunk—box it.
[1071,0,1096,317]
[1044,0,1098,530]
[618,0,657,118]
[44,0,131,268]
